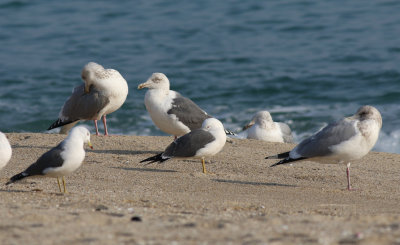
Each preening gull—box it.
[6,126,93,193]
[0,132,12,170]
[137,73,234,138]
[140,118,226,174]
[243,111,294,143]
[267,105,382,190]
[48,62,128,135]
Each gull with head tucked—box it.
[6,126,93,193]
[138,73,234,138]
[0,132,12,170]
[140,118,226,174]
[267,105,382,190]
[243,110,294,143]
[48,62,128,135]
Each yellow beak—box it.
[84,84,90,93]
[137,82,148,90]
[87,141,93,149]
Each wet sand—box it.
[0,133,399,244]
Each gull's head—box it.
[81,62,104,93]
[202,118,224,132]
[243,111,273,130]
[354,105,382,128]
[138,73,170,90]
[69,126,93,149]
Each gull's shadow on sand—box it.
[90,149,160,155]
[110,166,177,173]
[12,145,52,150]
[0,188,37,193]
[212,179,297,188]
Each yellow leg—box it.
[201,157,207,174]
[62,176,68,193]
[57,177,62,192]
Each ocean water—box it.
[0,0,399,153]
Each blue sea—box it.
[0,0,399,153]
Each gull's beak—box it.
[242,121,255,131]
[84,84,90,93]
[87,141,93,149]
[137,81,150,90]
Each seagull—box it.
[0,132,12,170]
[48,62,129,136]
[140,118,226,174]
[267,105,382,190]
[243,111,294,143]
[6,126,93,193]
[137,73,235,138]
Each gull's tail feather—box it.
[265,151,290,160]
[6,172,29,185]
[140,153,169,164]
[270,157,306,167]
[47,118,78,131]
[224,129,237,136]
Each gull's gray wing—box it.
[167,93,212,130]
[277,122,294,143]
[48,84,110,130]
[24,142,66,176]
[163,129,216,158]
[295,119,358,158]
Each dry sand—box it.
[0,133,399,244]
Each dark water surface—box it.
[0,0,399,152]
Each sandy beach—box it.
[0,133,399,244]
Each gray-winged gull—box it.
[0,132,12,170]
[243,110,294,143]
[267,105,382,190]
[137,73,235,138]
[140,118,226,174]
[48,62,128,136]
[6,126,93,193]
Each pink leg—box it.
[174,136,177,140]
[102,115,109,136]
[346,162,352,191]
[94,120,99,136]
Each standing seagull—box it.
[140,118,226,174]
[6,126,93,193]
[0,132,12,170]
[267,105,382,190]
[48,62,129,135]
[243,111,294,143]
[138,73,234,138]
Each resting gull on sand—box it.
[243,110,294,143]
[267,105,382,190]
[140,118,226,174]
[48,62,128,135]
[0,132,12,170]
[6,126,93,193]
[137,73,234,138]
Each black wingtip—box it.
[6,172,28,185]
[265,151,290,160]
[269,157,306,167]
[224,129,237,136]
[140,153,165,164]
[47,118,77,130]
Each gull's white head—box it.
[0,132,12,169]
[81,62,105,93]
[68,126,93,149]
[137,73,170,90]
[353,105,382,129]
[202,118,224,132]
[243,111,273,130]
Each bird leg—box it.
[57,177,62,192]
[62,176,68,193]
[201,157,207,174]
[94,120,100,136]
[346,162,352,191]
[102,115,109,136]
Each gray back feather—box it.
[167,93,212,130]
[163,129,215,158]
[296,119,357,158]
[25,142,65,175]
[61,84,110,121]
